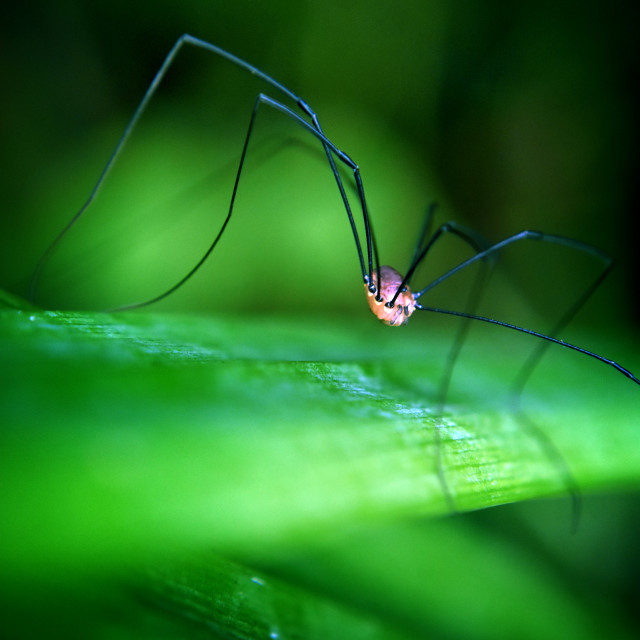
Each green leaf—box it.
[1,299,638,637]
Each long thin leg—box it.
[414,304,639,384]
[29,35,376,306]
[415,230,606,299]
[412,228,638,525]
[110,92,377,311]
[410,228,639,382]
[407,227,638,384]
[387,211,495,512]
[504,245,613,532]
[418,289,638,521]
[391,211,495,396]
[508,258,614,398]
[389,219,492,308]
[253,95,380,289]
[406,203,437,277]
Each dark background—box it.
[1,0,638,326]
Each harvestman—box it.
[30,34,638,385]
[30,36,639,515]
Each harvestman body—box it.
[30,36,638,387]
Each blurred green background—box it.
[2,1,640,638]
[1,0,638,324]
